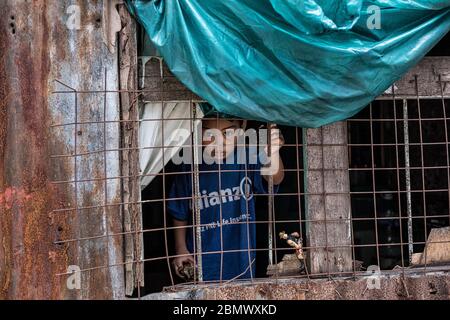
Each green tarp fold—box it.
[128,0,450,127]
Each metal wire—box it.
[49,64,450,298]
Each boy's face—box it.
[202,118,242,160]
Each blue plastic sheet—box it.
[127,0,450,127]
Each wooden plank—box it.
[379,57,450,99]
[118,5,144,296]
[304,122,353,275]
[141,58,203,101]
[411,227,450,266]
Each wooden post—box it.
[118,5,144,296]
[304,122,353,276]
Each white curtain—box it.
[139,102,204,189]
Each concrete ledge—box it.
[138,267,450,300]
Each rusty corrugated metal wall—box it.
[0,0,125,299]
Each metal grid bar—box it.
[49,65,450,299]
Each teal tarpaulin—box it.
[127,0,450,127]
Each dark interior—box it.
[426,32,450,56]
[349,99,450,269]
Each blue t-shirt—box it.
[168,152,275,281]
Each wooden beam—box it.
[379,57,450,99]
[141,58,203,102]
[304,122,353,276]
[118,4,144,296]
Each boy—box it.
[168,116,284,281]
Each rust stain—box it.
[0,187,33,210]
[0,1,12,299]
[0,0,73,300]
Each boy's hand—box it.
[172,249,195,279]
[263,124,285,155]
[261,124,285,184]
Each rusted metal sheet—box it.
[0,0,124,299]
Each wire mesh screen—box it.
[49,58,450,298]
[348,77,450,272]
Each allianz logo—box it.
[194,177,254,211]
